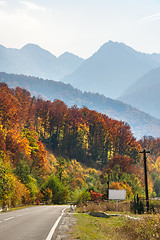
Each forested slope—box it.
[1,83,159,208]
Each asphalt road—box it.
[0,205,68,240]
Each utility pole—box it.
[140,149,150,213]
[107,174,110,200]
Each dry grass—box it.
[122,214,160,240]
[77,201,130,213]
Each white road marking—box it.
[16,212,29,216]
[45,208,67,240]
[4,217,14,221]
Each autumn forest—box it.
[1,82,160,207]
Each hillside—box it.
[61,40,160,99]
[1,72,160,139]
[118,67,160,119]
[0,43,84,80]
[1,82,151,209]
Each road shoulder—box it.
[53,211,77,240]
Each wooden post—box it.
[107,174,110,200]
[140,149,150,213]
[116,200,118,214]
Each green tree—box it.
[16,153,31,183]
[42,188,53,204]
[73,188,91,204]
[0,157,15,206]
[26,175,38,204]
[45,175,69,204]
[56,157,66,181]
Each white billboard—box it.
[108,189,126,200]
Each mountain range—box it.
[1,72,160,139]
[1,41,160,101]
[61,40,160,99]
[0,43,84,80]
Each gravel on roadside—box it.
[54,212,77,240]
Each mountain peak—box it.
[101,40,132,51]
[59,51,84,61]
[20,43,57,61]
[107,40,118,45]
[21,43,46,51]
[59,51,75,58]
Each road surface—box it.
[0,205,68,240]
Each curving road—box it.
[0,205,68,240]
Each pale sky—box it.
[1,0,160,58]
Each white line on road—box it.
[16,212,29,217]
[46,208,67,240]
[4,217,14,221]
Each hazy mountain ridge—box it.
[1,72,160,139]
[0,43,84,80]
[61,41,160,99]
[118,67,160,119]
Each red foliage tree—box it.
[90,190,103,202]
[106,155,138,175]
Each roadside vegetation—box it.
[70,201,160,240]
[71,213,160,240]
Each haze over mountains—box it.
[0,43,84,80]
[61,41,160,99]
[1,40,160,101]
[1,72,160,139]
[118,67,160,119]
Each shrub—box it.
[90,190,103,202]
[72,189,91,204]
[45,175,69,204]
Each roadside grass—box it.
[70,211,160,240]
[71,214,127,240]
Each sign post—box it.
[108,189,126,214]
